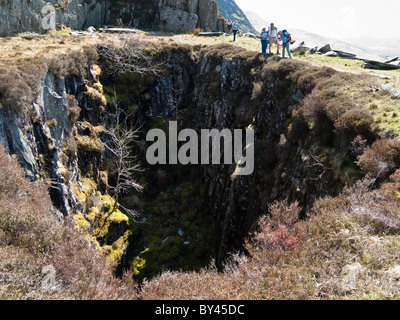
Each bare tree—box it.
[308,153,332,181]
[103,98,143,218]
[97,38,163,79]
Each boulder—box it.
[159,6,198,33]
[323,51,338,57]
[197,0,218,30]
[187,0,200,13]
[243,32,257,39]
[291,41,309,53]
[381,84,400,98]
[292,89,305,102]
[385,57,399,63]
[100,27,137,33]
[0,0,221,36]
[319,44,331,53]
[86,26,96,33]
[0,0,106,36]
[20,33,36,40]
[333,50,357,59]
[165,0,198,13]
[292,45,311,53]
[216,13,226,32]
[363,59,400,70]
[198,32,224,37]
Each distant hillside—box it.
[289,29,396,62]
[215,0,257,34]
[244,11,268,32]
[345,36,400,61]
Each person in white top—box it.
[268,23,280,54]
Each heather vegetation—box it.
[0,145,137,300]
[1,31,400,300]
[3,138,400,299]
[0,44,98,114]
[142,176,400,300]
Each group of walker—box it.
[226,20,292,59]
[259,23,292,58]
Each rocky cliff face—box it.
[125,47,356,269]
[95,44,363,276]
[0,0,107,36]
[0,40,365,278]
[157,0,219,32]
[0,48,135,264]
[0,0,222,36]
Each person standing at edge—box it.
[259,27,269,54]
[232,20,240,41]
[226,19,233,34]
[280,29,292,59]
[268,23,279,54]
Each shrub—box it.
[251,81,265,102]
[256,201,303,251]
[297,73,317,95]
[301,91,335,141]
[0,145,137,299]
[47,118,58,129]
[357,138,400,178]
[66,94,81,122]
[47,46,98,78]
[335,108,374,138]
[302,91,327,122]
[351,135,369,157]
[0,66,33,114]
[193,28,202,36]
[262,57,306,80]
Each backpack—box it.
[268,26,277,37]
[282,30,291,43]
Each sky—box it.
[234,0,400,40]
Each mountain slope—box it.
[215,0,256,33]
[244,10,268,32]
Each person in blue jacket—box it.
[259,28,269,54]
[232,20,240,41]
[279,29,292,59]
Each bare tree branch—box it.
[102,94,143,218]
[97,38,163,79]
[308,153,332,181]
